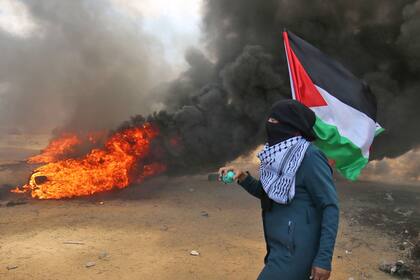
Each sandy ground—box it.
[0,139,419,280]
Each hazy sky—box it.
[112,0,203,73]
[0,0,204,134]
[0,0,38,37]
[0,0,203,74]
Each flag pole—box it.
[283,30,296,100]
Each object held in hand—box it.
[222,171,236,184]
[207,171,236,184]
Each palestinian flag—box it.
[283,30,383,180]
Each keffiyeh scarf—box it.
[257,136,310,204]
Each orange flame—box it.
[27,131,107,164]
[12,123,166,199]
[28,133,81,163]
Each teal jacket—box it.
[239,144,339,280]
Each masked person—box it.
[219,100,339,280]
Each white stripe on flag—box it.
[311,85,376,158]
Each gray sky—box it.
[0,0,203,75]
[0,0,204,134]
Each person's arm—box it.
[237,173,264,199]
[218,166,264,199]
[302,148,339,272]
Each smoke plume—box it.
[135,0,420,173]
[0,0,170,134]
[3,0,420,176]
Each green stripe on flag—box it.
[313,117,368,181]
[375,127,385,137]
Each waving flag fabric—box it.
[283,31,383,180]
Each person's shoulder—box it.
[304,143,327,161]
[301,143,332,172]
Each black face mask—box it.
[266,121,297,146]
[265,99,316,146]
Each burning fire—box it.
[12,123,166,199]
[27,131,107,164]
[27,133,81,164]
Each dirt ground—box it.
[0,140,419,280]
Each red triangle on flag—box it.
[283,32,327,107]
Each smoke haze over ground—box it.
[0,0,172,134]
[1,0,420,177]
[363,149,420,183]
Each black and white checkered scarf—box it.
[257,136,310,204]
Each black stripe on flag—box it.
[287,31,378,121]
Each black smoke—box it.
[122,0,420,173]
[3,0,420,175]
[123,45,286,173]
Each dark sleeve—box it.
[302,148,339,271]
[237,173,264,199]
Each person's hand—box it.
[310,266,330,280]
[218,166,247,182]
